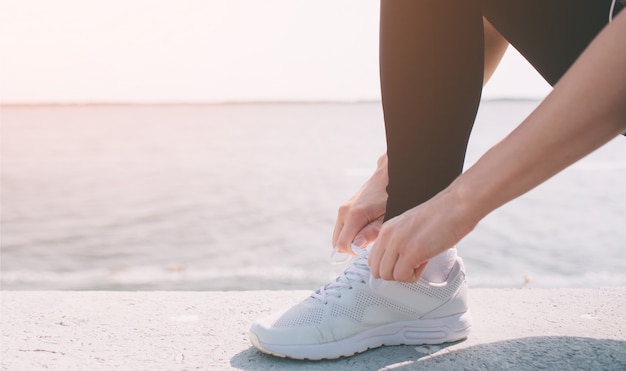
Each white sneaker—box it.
[249,248,472,360]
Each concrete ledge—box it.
[2,288,625,370]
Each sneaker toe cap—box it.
[250,311,326,346]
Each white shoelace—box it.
[312,246,384,304]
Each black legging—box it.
[381,0,613,221]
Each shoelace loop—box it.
[311,246,373,304]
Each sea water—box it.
[2,101,625,290]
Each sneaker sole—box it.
[249,310,472,360]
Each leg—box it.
[249,2,482,358]
[380,1,484,282]
[380,0,485,221]
[483,0,611,86]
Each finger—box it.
[335,218,370,254]
[394,259,428,283]
[331,203,351,249]
[368,242,384,278]
[378,248,399,281]
[331,220,344,249]
[413,262,429,282]
[329,246,353,264]
[353,216,383,248]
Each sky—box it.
[0,0,551,104]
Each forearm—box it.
[452,12,626,226]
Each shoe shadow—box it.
[229,336,626,370]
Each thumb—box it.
[353,217,383,248]
[411,261,429,282]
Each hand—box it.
[332,154,388,255]
[368,187,477,282]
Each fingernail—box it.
[350,243,362,254]
[329,246,351,265]
[353,236,366,247]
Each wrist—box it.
[443,177,490,235]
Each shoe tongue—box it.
[323,255,368,290]
[355,253,370,269]
[342,254,370,280]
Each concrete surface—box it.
[1,288,625,370]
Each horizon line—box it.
[0,97,542,107]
